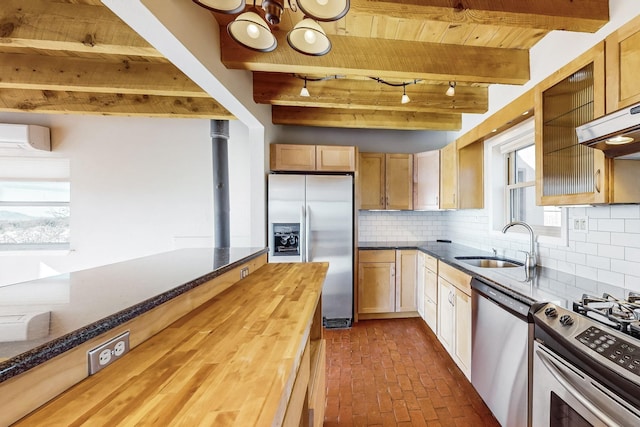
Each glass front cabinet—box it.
[535,42,607,205]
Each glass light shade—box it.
[295,0,349,21]
[300,86,310,97]
[192,0,246,14]
[227,12,277,52]
[446,84,455,96]
[287,19,331,56]
[605,135,634,145]
[401,93,410,104]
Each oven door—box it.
[533,342,640,427]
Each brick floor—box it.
[323,318,500,427]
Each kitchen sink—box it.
[455,256,524,268]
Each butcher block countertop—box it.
[15,262,329,426]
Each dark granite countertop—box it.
[0,247,267,383]
[359,241,628,308]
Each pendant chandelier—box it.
[193,0,348,56]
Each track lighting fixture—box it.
[401,85,410,104]
[300,78,310,97]
[193,0,349,56]
[295,74,344,97]
[370,77,420,104]
[446,81,456,97]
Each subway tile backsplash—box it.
[358,204,640,292]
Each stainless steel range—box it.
[531,294,640,426]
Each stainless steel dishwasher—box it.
[471,277,531,427]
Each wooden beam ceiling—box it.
[272,106,462,130]
[0,0,234,119]
[254,73,488,114]
[221,32,530,85]
[0,0,611,129]
[349,0,610,33]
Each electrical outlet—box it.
[572,216,588,233]
[88,331,130,375]
[240,267,249,279]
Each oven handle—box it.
[536,348,621,427]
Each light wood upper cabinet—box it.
[606,14,640,112]
[316,145,356,171]
[457,142,484,209]
[439,143,457,209]
[535,42,607,206]
[413,150,440,210]
[358,152,413,210]
[270,144,316,171]
[270,144,356,172]
[386,154,413,210]
[359,153,386,209]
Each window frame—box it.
[0,155,71,253]
[485,117,568,246]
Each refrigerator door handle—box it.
[306,204,311,262]
[300,204,306,262]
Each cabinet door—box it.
[316,145,356,172]
[386,154,413,210]
[413,151,440,210]
[535,43,607,205]
[270,144,316,171]
[437,278,454,353]
[454,289,472,379]
[457,142,483,209]
[439,143,457,209]
[396,250,417,312]
[358,262,395,314]
[606,15,640,112]
[359,153,385,209]
[416,252,425,318]
[424,267,438,332]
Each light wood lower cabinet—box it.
[358,250,396,314]
[423,255,438,333]
[357,249,417,318]
[436,261,472,379]
[396,250,417,312]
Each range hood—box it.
[576,103,640,159]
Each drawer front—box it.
[424,253,438,272]
[438,261,471,295]
[359,249,396,263]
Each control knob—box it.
[559,314,574,326]
[544,306,558,318]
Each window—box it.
[487,117,566,241]
[0,157,70,251]
[506,144,562,237]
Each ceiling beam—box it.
[0,53,208,97]
[221,32,530,85]
[254,73,488,113]
[272,106,462,130]
[0,88,233,119]
[0,0,162,57]
[350,0,609,33]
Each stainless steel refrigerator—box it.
[267,174,353,327]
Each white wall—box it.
[0,113,257,286]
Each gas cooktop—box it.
[573,292,640,338]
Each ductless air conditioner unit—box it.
[0,123,51,151]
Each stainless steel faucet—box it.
[502,221,536,269]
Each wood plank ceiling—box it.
[0,0,609,130]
